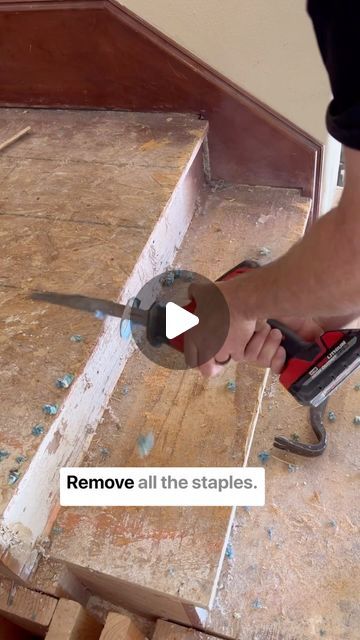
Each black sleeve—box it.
[307,1,360,149]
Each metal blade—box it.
[30,291,148,325]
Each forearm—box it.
[223,200,360,321]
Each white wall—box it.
[119,0,330,142]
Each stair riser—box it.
[63,561,208,627]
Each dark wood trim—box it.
[0,0,103,9]
[0,0,323,217]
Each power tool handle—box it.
[166,260,319,361]
[220,261,320,359]
[267,319,317,359]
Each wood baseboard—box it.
[0,0,322,218]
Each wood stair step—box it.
[48,185,311,625]
[206,373,360,640]
[0,108,207,580]
[153,620,219,639]
[0,577,57,636]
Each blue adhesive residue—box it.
[225,542,234,559]
[56,373,75,389]
[94,309,106,320]
[328,519,337,528]
[252,598,263,610]
[120,319,131,340]
[288,463,298,473]
[121,386,129,396]
[15,455,27,465]
[160,269,193,286]
[137,432,155,458]
[160,271,176,287]
[31,424,45,436]
[8,470,20,485]
[0,450,10,461]
[42,404,58,416]
[328,410,336,422]
[258,246,271,257]
[100,447,110,458]
[121,297,140,340]
[226,380,236,392]
[267,527,274,541]
[52,525,64,535]
[353,416,360,425]
[258,451,270,464]
[70,334,83,343]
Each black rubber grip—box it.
[267,319,321,360]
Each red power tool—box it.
[33,260,360,409]
[32,260,360,457]
[147,259,360,409]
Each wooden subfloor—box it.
[0,108,207,576]
[0,108,205,514]
[49,185,310,620]
[207,374,360,640]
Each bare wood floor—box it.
[0,108,207,574]
[49,185,310,621]
[207,374,360,640]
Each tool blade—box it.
[31,291,148,325]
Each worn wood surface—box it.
[0,0,322,214]
[45,599,102,640]
[0,615,36,640]
[153,620,218,640]
[28,559,155,639]
[0,108,206,578]
[26,560,90,609]
[0,125,31,152]
[0,578,57,635]
[99,612,145,640]
[49,186,311,621]
[207,375,360,640]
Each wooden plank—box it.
[45,599,102,640]
[207,374,360,639]
[99,612,144,640]
[0,615,36,640]
[0,108,206,579]
[0,126,31,152]
[27,560,90,607]
[50,186,311,622]
[50,565,205,628]
[0,579,57,636]
[153,620,217,640]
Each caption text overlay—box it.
[60,467,265,506]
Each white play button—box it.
[165,302,199,340]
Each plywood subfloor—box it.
[49,185,311,617]
[0,108,206,519]
[207,375,360,640]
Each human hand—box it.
[243,316,324,373]
[183,279,260,376]
[184,278,324,376]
